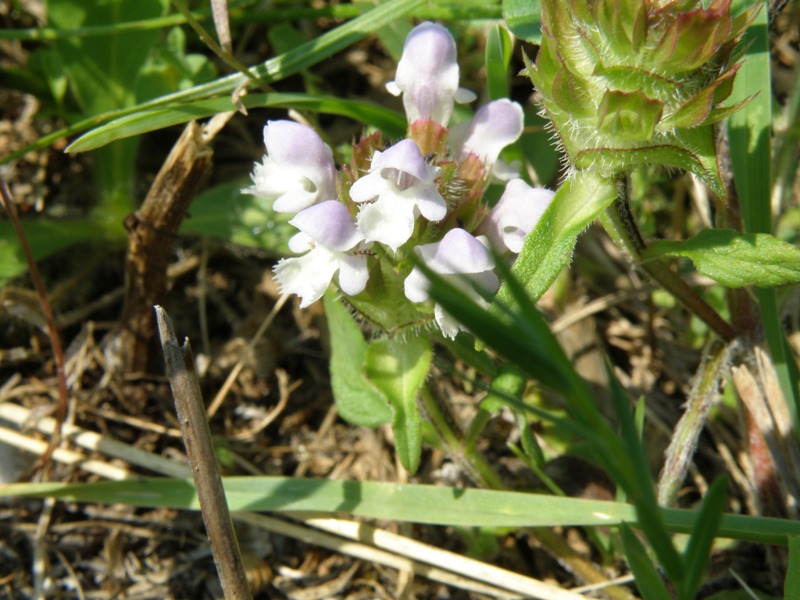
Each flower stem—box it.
[600,177,736,342]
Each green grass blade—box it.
[1,0,425,166]
[2,477,799,544]
[680,476,728,600]
[620,524,673,600]
[727,5,800,428]
[67,93,406,153]
[786,535,800,597]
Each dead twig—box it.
[155,305,252,600]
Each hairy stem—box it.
[600,177,736,342]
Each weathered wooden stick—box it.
[155,305,252,600]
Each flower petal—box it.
[290,200,363,251]
[274,248,338,308]
[356,195,417,251]
[451,99,524,169]
[244,120,337,213]
[479,179,555,254]
[387,22,472,125]
[336,253,369,296]
[415,229,495,275]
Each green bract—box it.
[525,0,756,197]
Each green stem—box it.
[419,385,504,489]
[600,178,736,342]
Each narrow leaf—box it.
[681,476,728,600]
[485,24,512,100]
[620,524,673,600]
[68,93,406,153]
[3,477,800,544]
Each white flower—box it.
[350,139,447,251]
[244,120,337,213]
[479,179,556,254]
[449,99,524,180]
[274,201,369,307]
[404,229,499,339]
[385,22,476,125]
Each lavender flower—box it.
[274,201,369,307]
[385,22,476,125]
[404,229,499,339]
[449,99,524,180]
[479,179,555,253]
[245,120,337,213]
[350,139,447,251]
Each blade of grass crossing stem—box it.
[620,524,672,600]
[680,476,728,600]
[727,4,800,426]
[2,0,425,165]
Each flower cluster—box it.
[245,22,554,338]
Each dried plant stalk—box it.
[117,121,212,373]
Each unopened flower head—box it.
[245,120,337,213]
[386,22,476,125]
[526,0,756,197]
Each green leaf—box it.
[365,335,432,473]
[644,229,800,288]
[0,219,123,286]
[323,294,392,428]
[180,181,294,253]
[67,93,406,153]
[502,0,541,43]
[494,169,617,308]
[620,524,673,600]
[485,24,513,100]
[47,0,169,116]
[681,476,728,600]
